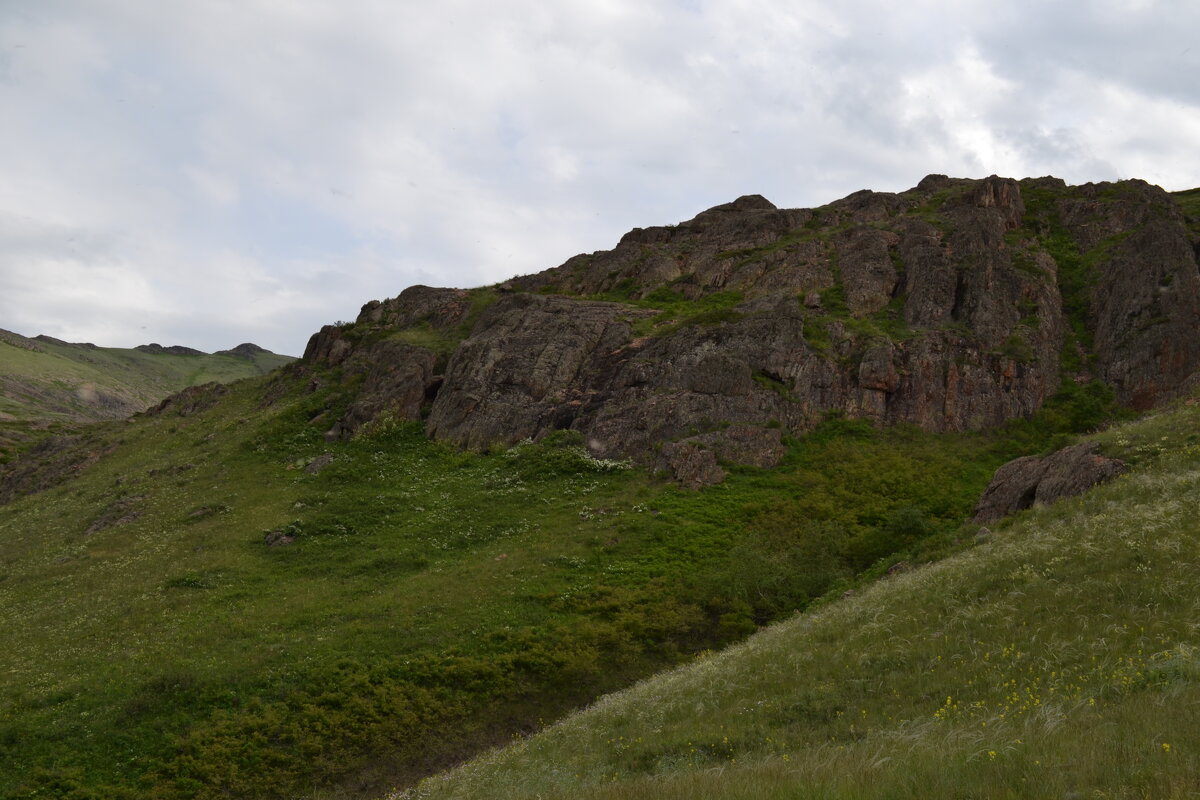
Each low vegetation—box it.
[0,357,1116,799]
[581,284,745,336]
[1172,187,1200,239]
[0,332,292,461]
[400,395,1200,800]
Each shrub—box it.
[504,433,631,479]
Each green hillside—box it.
[401,398,1200,800]
[0,330,294,458]
[0,356,1109,799]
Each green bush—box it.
[504,433,631,480]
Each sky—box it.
[1,1,1199,356]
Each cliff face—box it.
[304,175,1200,484]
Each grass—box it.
[1171,187,1200,239]
[0,331,295,464]
[580,286,744,337]
[398,395,1200,800]
[0,356,1112,799]
[385,324,462,355]
[0,333,293,432]
[243,350,295,374]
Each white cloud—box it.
[1,0,1199,354]
[182,164,240,210]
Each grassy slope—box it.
[1174,187,1200,248]
[0,333,293,420]
[244,350,296,375]
[403,398,1200,800]
[0,359,1096,800]
[0,333,294,459]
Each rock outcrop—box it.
[355,285,474,331]
[426,294,658,450]
[972,441,1127,523]
[135,343,206,356]
[323,342,438,440]
[215,343,269,360]
[426,176,1072,481]
[1054,180,1200,409]
[303,286,472,439]
[297,175,1200,486]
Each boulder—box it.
[85,494,142,535]
[302,325,354,366]
[973,441,1127,523]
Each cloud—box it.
[1,1,1199,354]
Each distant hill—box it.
[0,329,294,457]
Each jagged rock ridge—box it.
[135,343,207,356]
[303,175,1200,485]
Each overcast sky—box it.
[2,1,1198,355]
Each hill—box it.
[0,330,295,458]
[1,175,1198,799]
[401,397,1200,800]
[2,368,1064,798]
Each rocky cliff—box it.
[303,175,1200,485]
